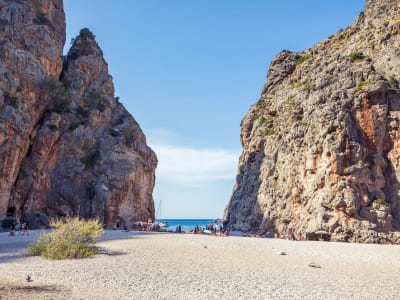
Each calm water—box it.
[155,219,221,232]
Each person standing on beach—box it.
[215,223,221,236]
[147,218,152,232]
[19,222,25,235]
[9,223,15,236]
[21,222,29,236]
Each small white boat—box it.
[156,200,169,228]
[159,221,169,228]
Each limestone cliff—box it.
[0,0,156,228]
[225,0,400,243]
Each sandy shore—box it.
[0,230,399,299]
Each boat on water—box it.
[156,200,169,228]
[159,221,169,228]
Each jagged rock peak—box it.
[67,28,104,61]
[225,0,400,244]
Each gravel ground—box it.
[0,230,399,299]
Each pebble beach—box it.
[1,230,399,299]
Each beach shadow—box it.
[0,284,63,293]
[0,231,170,263]
[97,247,127,256]
[99,230,167,242]
[0,279,70,299]
[0,253,27,264]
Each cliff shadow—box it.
[226,140,268,234]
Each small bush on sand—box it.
[27,218,104,259]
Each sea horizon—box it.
[155,218,223,232]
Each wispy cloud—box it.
[145,128,240,184]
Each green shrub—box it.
[389,76,398,89]
[303,83,316,92]
[87,91,107,112]
[27,234,50,256]
[68,29,97,60]
[264,128,274,137]
[372,198,385,205]
[33,12,50,26]
[294,82,302,89]
[258,116,266,126]
[348,51,365,62]
[123,128,138,147]
[41,80,71,113]
[27,217,104,259]
[295,53,311,65]
[287,94,296,105]
[355,80,370,91]
[80,28,95,40]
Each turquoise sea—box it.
[155,219,222,233]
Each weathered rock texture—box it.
[225,0,400,243]
[0,0,156,228]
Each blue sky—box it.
[64,0,364,218]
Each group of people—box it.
[131,218,153,231]
[9,222,29,236]
[277,227,304,241]
[186,223,228,236]
[206,222,223,234]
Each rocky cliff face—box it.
[225,0,400,243]
[0,0,156,228]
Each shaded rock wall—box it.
[225,0,400,243]
[0,1,156,227]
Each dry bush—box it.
[27,217,104,259]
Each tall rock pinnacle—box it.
[0,1,156,227]
[225,0,400,243]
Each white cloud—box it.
[145,128,241,184]
[152,143,240,183]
